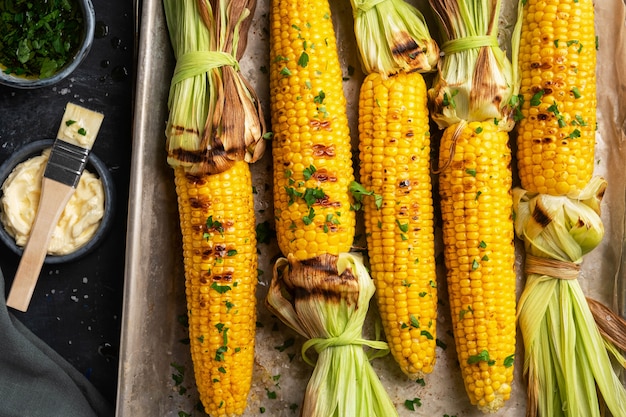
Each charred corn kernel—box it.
[358,70,437,378]
[174,162,257,417]
[438,120,516,413]
[516,0,597,196]
[269,0,355,260]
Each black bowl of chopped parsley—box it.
[0,0,95,89]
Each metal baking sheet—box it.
[117,0,626,416]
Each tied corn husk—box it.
[349,0,439,75]
[427,0,521,130]
[513,177,626,417]
[266,253,398,417]
[164,0,266,175]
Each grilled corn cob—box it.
[175,162,257,417]
[270,0,355,260]
[427,0,520,411]
[267,1,399,415]
[438,120,516,411]
[163,0,266,415]
[358,70,437,378]
[516,0,597,196]
[513,1,626,416]
[348,0,439,380]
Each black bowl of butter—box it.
[0,139,115,264]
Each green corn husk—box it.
[427,0,521,130]
[266,253,398,417]
[163,0,266,175]
[349,0,439,75]
[513,176,626,417]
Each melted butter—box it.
[0,149,105,255]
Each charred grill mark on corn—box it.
[516,0,597,195]
[270,0,355,261]
[174,162,257,417]
[279,253,360,305]
[358,70,437,378]
[438,121,517,412]
[530,198,553,228]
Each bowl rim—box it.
[0,0,96,89]
[0,139,115,264]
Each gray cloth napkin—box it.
[0,267,114,417]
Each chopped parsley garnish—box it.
[285,186,303,205]
[396,219,409,233]
[349,181,382,211]
[215,345,227,362]
[530,90,545,106]
[504,354,515,368]
[567,129,581,139]
[468,350,495,366]
[0,0,85,78]
[404,397,422,411]
[313,90,326,104]
[302,207,315,225]
[442,90,459,108]
[280,67,292,77]
[303,164,317,180]
[205,216,224,237]
[572,115,587,126]
[297,51,309,67]
[210,282,231,294]
[302,187,325,207]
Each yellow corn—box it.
[358,70,437,378]
[516,0,597,196]
[174,161,257,417]
[437,120,516,412]
[270,0,355,260]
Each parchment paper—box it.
[117,1,626,416]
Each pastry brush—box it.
[6,103,104,312]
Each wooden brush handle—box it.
[6,178,74,312]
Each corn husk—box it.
[513,177,626,417]
[265,253,398,417]
[427,0,521,130]
[349,0,439,75]
[163,0,266,175]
